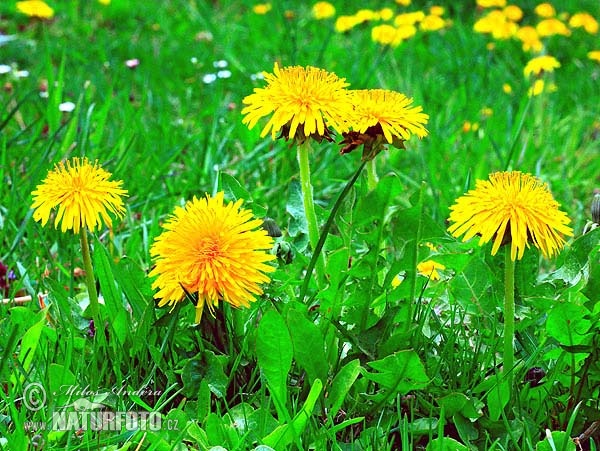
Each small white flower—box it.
[202,73,217,84]
[39,91,49,99]
[14,70,29,78]
[0,64,11,75]
[250,72,265,81]
[217,70,231,79]
[190,57,198,64]
[59,101,76,112]
[213,60,228,68]
[125,58,140,69]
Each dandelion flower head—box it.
[31,157,127,234]
[312,1,335,20]
[350,89,429,142]
[241,62,353,142]
[149,192,276,323]
[16,0,54,19]
[447,171,572,261]
[523,55,560,77]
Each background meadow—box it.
[1,0,600,450]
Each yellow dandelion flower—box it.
[351,89,428,142]
[16,0,54,19]
[569,12,598,34]
[476,0,506,7]
[515,26,544,52]
[149,192,276,323]
[503,5,523,21]
[417,260,446,281]
[379,8,394,21]
[503,83,513,94]
[420,15,446,32]
[252,3,271,15]
[335,15,361,32]
[396,0,411,6]
[588,50,600,62]
[312,1,335,20]
[447,171,572,261]
[371,24,402,46]
[527,79,557,96]
[98,0,110,5]
[241,63,353,142]
[430,6,445,16]
[536,18,571,37]
[534,3,556,18]
[394,11,425,26]
[523,55,560,77]
[31,157,127,234]
[340,89,428,157]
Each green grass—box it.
[1,0,600,450]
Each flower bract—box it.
[31,157,127,234]
[149,192,276,323]
[447,171,572,261]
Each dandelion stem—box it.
[297,140,326,287]
[80,228,102,340]
[299,160,368,301]
[503,247,516,391]
[366,159,379,191]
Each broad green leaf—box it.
[220,172,250,202]
[546,303,592,346]
[256,309,293,419]
[262,378,323,449]
[363,350,429,395]
[286,309,328,385]
[487,379,510,422]
[181,351,228,399]
[11,313,46,385]
[535,430,576,451]
[286,180,308,239]
[326,359,361,419]
[48,364,77,407]
[425,436,469,451]
[93,236,130,347]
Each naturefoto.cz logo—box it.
[22,383,177,432]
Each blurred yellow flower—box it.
[534,3,556,18]
[417,260,446,281]
[476,0,506,7]
[149,192,276,323]
[312,1,335,20]
[528,79,557,96]
[523,55,560,77]
[378,8,394,21]
[474,10,515,38]
[335,15,361,32]
[503,83,513,94]
[515,26,543,52]
[503,5,523,21]
[31,157,127,234]
[394,11,425,26]
[420,15,446,31]
[98,0,110,4]
[536,18,571,37]
[242,63,353,142]
[430,6,445,16]
[569,12,598,34]
[588,50,600,62]
[372,24,402,46]
[395,0,411,6]
[16,0,54,19]
[252,3,271,15]
[448,171,572,260]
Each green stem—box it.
[297,140,326,287]
[299,160,368,301]
[366,159,379,191]
[503,247,516,390]
[80,228,103,345]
